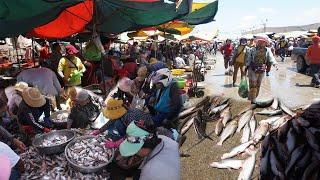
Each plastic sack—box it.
[83,41,101,61]
[68,70,83,85]
[238,78,248,98]
[130,96,145,110]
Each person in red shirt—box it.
[220,39,233,75]
[306,36,320,87]
[39,41,50,66]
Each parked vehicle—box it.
[291,43,311,73]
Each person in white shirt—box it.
[174,55,186,69]
[0,142,25,179]
[5,82,28,115]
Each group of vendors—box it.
[0,41,184,179]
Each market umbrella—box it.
[157,20,194,35]
[181,0,219,25]
[127,31,148,38]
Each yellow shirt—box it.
[58,56,86,86]
[235,46,246,64]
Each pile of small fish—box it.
[52,112,69,123]
[40,135,68,147]
[260,101,320,179]
[178,96,315,179]
[66,137,113,167]
[20,146,110,180]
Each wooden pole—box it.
[13,37,20,70]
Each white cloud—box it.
[239,16,258,29]
[259,8,276,14]
[295,8,320,23]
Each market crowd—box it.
[0,37,212,179]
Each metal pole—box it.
[32,38,36,67]
[13,37,20,70]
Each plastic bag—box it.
[130,96,145,110]
[83,41,102,61]
[238,78,248,98]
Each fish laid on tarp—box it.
[252,123,269,142]
[285,145,306,176]
[249,115,256,138]
[221,107,232,126]
[304,128,320,151]
[254,98,274,108]
[193,117,213,141]
[269,115,291,132]
[277,120,290,141]
[180,117,194,136]
[209,103,229,115]
[256,109,282,116]
[178,107,196,119]
[237,110,253,132]
[302,161,320,180]
[271,98,279,110]
[295,117,310,127]
[280,100,296,117]
[241,123,251,143]
[259,116,281,125]
[237,152,256,180]
[215,119,224,136]
[210,159,244,170]
[286,128,296,154]
[221,140,254,160]
[270,150,285,180]
[217,121,238,146]
[260,149,271,179]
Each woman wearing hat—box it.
[5,82,28,116]
[67,90,100,129]
[114,121,180,180]
[231,38,250,87]
[17,87,52,133]
[57,45,86,87]
[246,37,277,103]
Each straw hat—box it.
[103,98,127,120]
[22,87,46,108]
[14,82,28,92]
[149,58,158,64]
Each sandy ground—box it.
[179,53,319,180]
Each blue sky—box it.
[194,0,320,35]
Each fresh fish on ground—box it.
[260,149,271,179]
[217,121,238,146]
[252,123,269,142]
[277,120,290,141]
[295,149,312,170]
[302,161,320,180]
[249,115,256,138]
[291,118,302,134]
[304,128,320,151]
[210,159,244,170]
[180,117,194,135]
[241,123,251,143]
[237,151,256,180]
[253,98,274,108]
[261,135,270,157]
[280,100,296,117]
[271,97,279,110]
[178,107,196,119]
[193,117,213,141]
[295,117,310,127]
[215,119,224,136]
[270,150,285,180]
[272,136,289,163]
[237,110,253,132]
[286,128,296,154]
[256,109,282,116]
[269,115,291,132]
[221,107,232,126]
[221,140,254,160]
[209,102,229,115]
[259,116,281,125]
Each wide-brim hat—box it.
[65,45,79,55]
[103,98,127,120]
[22,87,46,108]
[14,82,28,92]
[118,77,134,93]
[119,121,151,157]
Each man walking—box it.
[279,36,288,62]
[306,36,320,88]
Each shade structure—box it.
[157,21,193,35]
[28,0,93,39]
[127,31,148,38]
[181,0,219,25]
[0,0,82,38]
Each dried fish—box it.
[40,135,68,147]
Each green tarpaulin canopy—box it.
[181,0,218,25]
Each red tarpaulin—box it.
[28,0,93,39]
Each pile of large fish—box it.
[40,135,68,147]
[66,137,113,167]
[20,146,110,180]
[178,96,320,179]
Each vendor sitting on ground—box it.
[17,87,52,134]
[92,98,153,141]
[117,120,180,180]
[67,90,100,129]
[5,82,28,116]
[148,68,182,127]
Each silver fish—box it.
[237,152,256,180]
[271,97,279,110]
[252,123,269,142]
[181,117,194,136]
[249,115,256,138]
[221,140,254,160]
[256,109,283,116]
[221,107,232,126]
[210,159,244,170]
[259,116,281,125]
[215,119,224,136]
[178,107,196,118]
[280,100,296,117]
[193,117,213,141]
[237,110,253,132]
[254,98,274,108]
[241,123,251,143]
[286,128,296,154]
[210,103,229,115]
[269,115,291,132]
[217,121,237,146]
[285,145,306,176]
[270,150,285,180]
